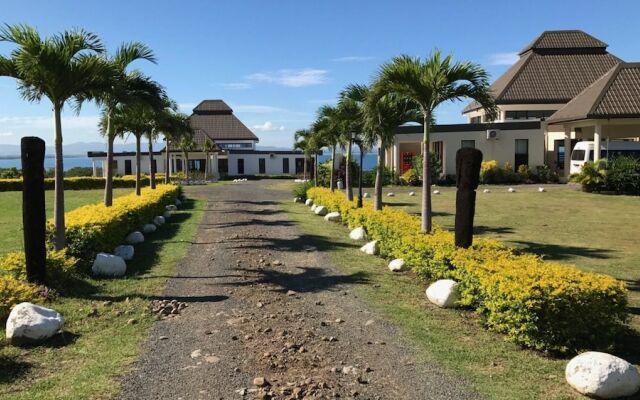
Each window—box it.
[505,110,555,120]
[218,143,253,149]
[461,140,475,149]
[176,159,183,172]
[282,158,290,174]
[237,158,244,174]
[515,139,529,170]
[259,158,266,174]
[295,158,305,174]
[218,158,228,174]
[469,116,482,124]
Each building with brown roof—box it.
[388,30,639,180]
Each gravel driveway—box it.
[118,180,479,400]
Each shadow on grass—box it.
[0,355,32,384]
[10,331,80,350]
[473,225,515,235]
[232,233,354,253]
[623,279,640,293]
[510,240,615,261]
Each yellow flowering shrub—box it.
[307,187,628,353]
[0,250,78,288]
[0,277,40,318]
[47,184,181,262]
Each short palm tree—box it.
[314,105,343,191]
[293,129,312,180]
[180,135,196,181]
[374,51,497,232]
[146,99,178,189]
[337,84,369,201]
[363,92,422,210]
[0,24,109,249]
[203,138,216,181]
[161,112,192,184]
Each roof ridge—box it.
[495,51,533,103]
[588,63,623,115]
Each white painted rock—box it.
[305,199,314,206]
[6,303,64,344]
[386,192,395,197]
[363,192,370,198]
[433,190,440,195]
[311,204,318,212]
[324,212,341,222]
[114,245,134,261]
[163,210,172,219]
[293,197,303,203]
[360,240,379,255]
[483,189,490,193]
[349,227,367,241]
[566,352,640,399]
[166,204,177,211]
[314,206,328,216]
[425,279,459,308]
[508,187,516,193]
[538,187,545,192]
[153,215,165,226]
[388,258,405,272]
[409,192,415,196]
[142,223,157,234]
[175,199,182,206]
[126,231,144,244]
[92,253,127,277]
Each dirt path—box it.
[119,181,478,400]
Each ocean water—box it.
[0,156,93,171]
[318,152,378,171]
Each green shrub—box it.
[0,277,41,318]
[606,156,640,195]
[292,181,313,201]
[306,187,628,353]
[0,167,21,179]
[571,160,607,192]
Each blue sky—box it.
[0,0,639,149]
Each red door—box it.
[401,152,414,174]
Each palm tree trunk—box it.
[135,133,142,196]
[53,104,65,250]
[374,143,384,211]
[303,155,307,180]
[421,112,432,233]
[148,136,156,189]
[184,152,189,182]
[204,152,209,181]
[330,146,336,191]
[314,154,318,186]
[104,132,115,207]
[346,140,353,201]
[164,140,170,184]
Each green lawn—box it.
[0,198,204,399]
[0,189,133,255]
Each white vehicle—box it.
[570,140,640,174]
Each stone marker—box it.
[349,227,366,241]
[425,279,459,308]
[153,215,165,225]
[508,187,516,193]
[388,258,405,272]
[565,352,640,399]
[314,206,328,216]
[538,187,546,192]
[324,211,341,222]
[6,302,64,344]
[305,199,314,206]
[126,231,145,244]
[114,245,134,261]
[142,223,157,234]
[409,192,415,196]
[92,253,127,277]
[386,192,395,197]
[360,240,379,255]
[455,147,482,249]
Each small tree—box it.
[180,135,196,181]
[203,138,216,181]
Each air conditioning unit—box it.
[486,129,500,140]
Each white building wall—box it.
[226,153,306,176]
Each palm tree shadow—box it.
[509,240,614,261]
[0,355,32,384]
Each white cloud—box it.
[246,68,329,87]
[222,82,251,90]
[252,121,285,132]
[488,52,519,66]
[331,56,373,62]
[233,104,287,113]
[308,99,336,105]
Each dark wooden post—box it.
[455,147,483,248]
[21,137,47,284]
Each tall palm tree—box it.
[161,112,192,184]
[180,135,196,181]
[363,92,421,210]
[0,24,109,249]
[94,43,157,206]
[203,138,216,181]
[374,51,497,232]
[294,129,313,180]
[337,84,369,201]
[146,99,178,189]
[314,105,343,191]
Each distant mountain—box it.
[0,141,164,158]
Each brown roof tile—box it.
[547,63,640,123]
[519,30,607,55]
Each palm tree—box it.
[203,138,216,181]
[293,129,312,180]
[161,112,192,184]
[146,99,178,189]
[0,24,109,249]
[180,135,196,182]
[374,51,497,232]
[94,43,157,206]
[337,84,369,201]
[314,105,343,191]
[363,93,421,210]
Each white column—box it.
[92,160,96,177]
[101,160,107,178]
[393,139,400,174]
[594,122,602,162]
[563,124,572,180]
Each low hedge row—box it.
[0,277,40,319]
[47,184,180,263]
[0,175,170,191]
[306,187,628,353]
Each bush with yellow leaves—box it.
[306,187,628,353]
[0,277,40,318]
[0,250,78,289]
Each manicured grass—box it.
[0,198,204,400]
[0,189,133,255]
[282,200,581,400]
